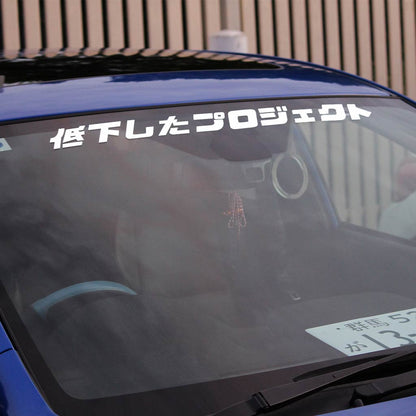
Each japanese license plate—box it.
[306,308,416,356]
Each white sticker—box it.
[306,308,416,356]
[0,138,11,152]
[48,104,372,150]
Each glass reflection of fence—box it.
[304,123,407,231]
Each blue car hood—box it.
[329,395,416,416]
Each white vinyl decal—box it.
[306,308,416,356]
[48,104,372,150]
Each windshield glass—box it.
[0,97,416,415]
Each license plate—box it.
[306,308,416,356]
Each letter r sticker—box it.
[0,138,11,152]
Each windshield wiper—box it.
[210,348,416,416]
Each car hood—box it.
[328,395,416,416]
[0,67,389,123]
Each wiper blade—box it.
[210,349,416,416]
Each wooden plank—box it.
[403,0,416,99]
[193,51,214,58]
[339,0,357,74]
[312,124,330,198]
[146,0,164,49]
[125,0,145,50]
[64,0,84,55]
[257,0,274,55]
[43,0,63,56]
[391,142,407,206]
[158,49,179,56]
[387,0,404,93]
[177,50,198,57]
[84,0,104,55]
[300,123,313,148]
[362,131,378,229]
[185,0,203,49]
[221,0,241,30]
[307,0,325,65]
[1,0,21,57]
[346,127,363,226]
[371,0,388,87]
[323,0,341,69]
[274,0,291,58]
[240,0,257,53]
[203,0,221,49]
[377,135,394,216]
[328,123,347,221]
[212,53,234,60]
[291,0,308,61]
[166,0,184,49]
[22,0,42,57]
[392,142,407,176]
[356,0,373,80]
[140,48,160,56]
[106,0,125,52]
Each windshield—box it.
[0,97,416,415]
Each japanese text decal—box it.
[49,104,371,150]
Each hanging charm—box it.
[224,191,247,234]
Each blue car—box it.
[0,50,416,416]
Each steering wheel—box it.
[31,280,137,318]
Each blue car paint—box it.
[0,65,390,123]
[0,348,57,416]
[0,322,13,354]
[1,52,416,415]
[329,395,416,416]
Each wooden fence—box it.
[0,0,415,98]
